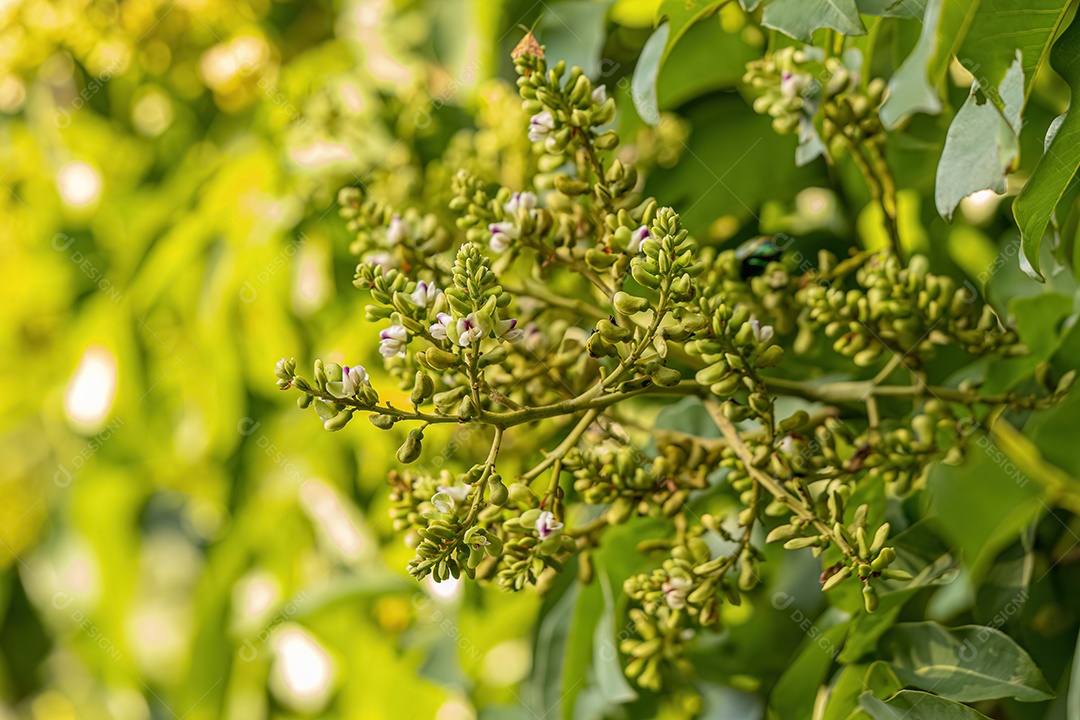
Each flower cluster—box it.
[273,41,1072,695]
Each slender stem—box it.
[521,408,599,482]
[705,401,856,558]
[502,278,609,321]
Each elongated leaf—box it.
[880,0,980,128]
[1014,15,1080,281]
[632,23,669,126]
[761,0,866,42]
[958,0,1075,110]
[859,690,993,719]
[591,571,638,704]
[936,54,1023,220]
[769,613,850,720]
[823,665,868,720]
[879,622,1055,702]
[927,429,1045,583]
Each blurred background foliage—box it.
[3,0,1080,719]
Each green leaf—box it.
[654,0,727,61]
[973,532,1033,626]
[526,578,581,718]
[958,0,1075,111]
[656,13,758,109]
[879,622,1055,702]
[926,429,1046,582]
[1028,392,1080,480]
[856,0,927,17]
[863,661,904,699]
[769,613,850,720]
[632,22,669,126]
[823,665,869,720]
[1013,14,1080,281]
[879,0,980,129]
[1068,627,1080,719]
[859,690,993,719]
[935,55,1023,221]
[591,571,638,704]
[761,0,867,41]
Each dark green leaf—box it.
[769,613,850,720]
[1014,15,1080,280]
[654,0,727,61]
[879,622,1055,702]
[973,532,1033,627]
[927,430,1046,582]
[958,0,1074,110]
[859,690,993,719]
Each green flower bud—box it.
[313,399,338,421]
[711,374,743,396]
[651,365,682,387]
[613,291,650,314]
[420,347,459,371]
[778,410,809,432]
[324,409,354,432]
[822,566,851,591]
[594,130,619,150]
[488,478,509,506]
[555,175,590,196]
[433,386,467,414]
[630,262,661,289]
[597,319,631,343]
[396,429,424,464]
[607,497,635,524]
[755,345,784,368]
[410,371,435,405]
[369,413,396,430]
[862,583,879,613]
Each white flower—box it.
[429,312,452,340]
[431,492,455,514]
[488,222,519,253]
[749,319,774,344]
[628,225,650,253]
[438,485,469,504]
[504,191,537,215]
[386,214,409,244]
[456,313,486,346]
[496,317,524,343]
[528,111,555,143]
[379,324,408,357]
[523,323,545,352]
[662,576,693,609]
[366,251,395,269]
[591,85,608,105]
[535,510,564,539]
[327,364,368,399]
[409,280,439,307]
[780,71,805,100]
